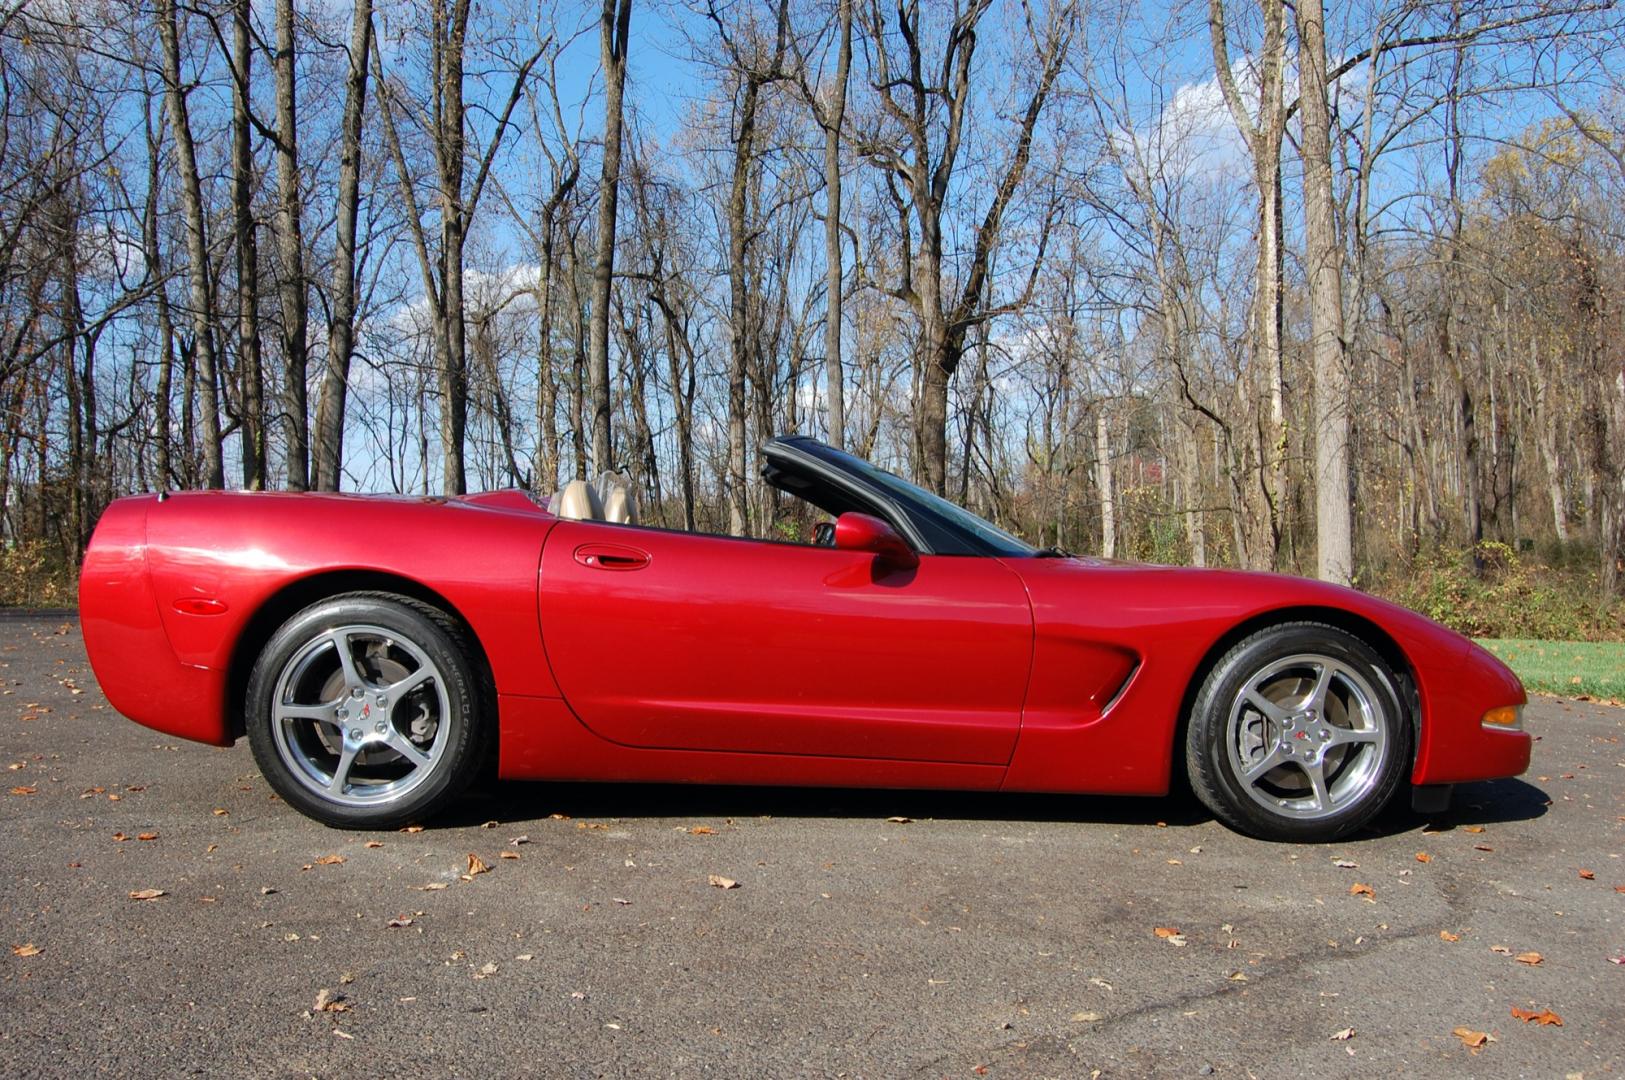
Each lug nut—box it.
[374,721,386,734]
[351,687,364,699]
[335,706,348,720]
[376,694,388,707]
[348,728,362,740]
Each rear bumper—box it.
[79,496,234,746]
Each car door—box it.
[536,519,1033,764]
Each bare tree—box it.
[589,0,632,473]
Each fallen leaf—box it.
[1227,971,1248,982]
[1441,930,1461,942]
[1452,1027,1493,1051]
[112,832,128,842]
[499,851,520,860]
[1071,1011,1103,1022]
[12,943,40,956]
[313,854,345,866]
[401,825,425,833]
[466,854,489,876]
[212,808,229,816]
[576,821,608,831]
[1415,852,1433,863]
[1330,1027,1355,1041]
[510,835,530,846]
[1464,825,1485,834]
[886,816,912,824]
[8,786,37,796]
[515,953,534,961]
[1350,883,1374,898]
[480,820,499,829]
[688,825,715,835]
[1475,844,1494,852]
[612,897,631,906]
[1490,945,1513,955]
[1578,869,1595,880]
[387,916,414,928]
[1510,1006,1562,1026]
[421,882,449,891]
[128,888,165,900]
[313,988,348,1013]
[479,962,498,975]
[1333,859,1358,869]
[364,841,383,849]
[548,813,570,821]
[1515,951,1543,966]
[1153,926,1182,938]
[137,832,159,842]
[707,874,739,889]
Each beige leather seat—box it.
[549,479,603,521]
[596,471,638,525]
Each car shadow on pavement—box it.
[446,780,1214,831]
[436,775,1550,840]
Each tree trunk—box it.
[588,0,632,473]
[1297,0,1353,585]
[233,0,265,491]
[158,0,224,489]
[312,0,373,492]
[821,0,850,449]
[1096,410,1115,558]
[726,74,761,536]
[274,0,309,490]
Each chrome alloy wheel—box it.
[269,623,453,808]
[1224,653,1390,821]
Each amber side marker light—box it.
[1481,705,1523,729]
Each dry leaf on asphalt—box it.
[313,854,345,866]
[886,816,912,824]
[1490,945,1513,955]
[137,832,158,841]
[1578,869,1595,880]
[1515,951,1543,965]
[1464,825,1486,833]
[1415,852,1432,863]
[1071,1011,1103,1023]
[1330,1028,1355,1041]
[364,841,383,849]
[499,851,520,860]
[12,943,40,956]
[401,825,425,833]
[313,988,348,1013]
[1350,883,1375,898]
[466,854,490,876]
[1452,1027,1492,1051]
[1333,859,1358,868]
[128,888,165,900]
[1440,931,1461,942]
[688,826,715,835]
[707,874,739,889]
[9,786,37,796]
[1510,1006,1562,1026]
[387,916,414,928]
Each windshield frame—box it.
[768,437,1037,558]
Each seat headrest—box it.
[555,479,602,521]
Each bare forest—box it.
[2,0,1623,631]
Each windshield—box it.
[823,446,1037,557]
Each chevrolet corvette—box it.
[78,436,1530,840]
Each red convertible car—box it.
[79,436,1529,841]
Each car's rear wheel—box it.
[245,593,486,829]
[1185,622,1411,841]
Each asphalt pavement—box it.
[0,614,1620,1078]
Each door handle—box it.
[574,543,651,571]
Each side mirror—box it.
[834,512,919,571]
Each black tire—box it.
[245,592,488,829]
[1184,622,1412,842]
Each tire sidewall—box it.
[1188,623,1413,842]
[245,595,482,829]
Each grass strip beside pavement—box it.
[1477,638,1625,702]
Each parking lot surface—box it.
[1,614,1621,1078]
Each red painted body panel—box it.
[82,490,559,745]
[80,488,1530,799]
[537,519,1032,764]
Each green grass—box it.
[1477,638,1625,701]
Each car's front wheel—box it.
[245,592,487,829]
[1185,622,1411,841]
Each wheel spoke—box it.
[330,631,366,689]
[1244,689,1289,723]
[327,743,359,795]
[279,703,337,725]
[1303,662,1335,713]
[1326,725,1380,747]
[1243,746,1289,784]
[386,666,434,699]
[1303,759,1333,811]
[385,732,431,769]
